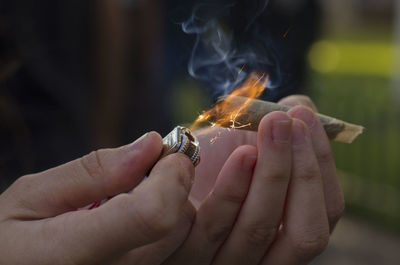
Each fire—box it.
[191,72,268,130]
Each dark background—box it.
[0,0,320,188]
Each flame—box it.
[191,72,268,131]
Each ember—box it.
[191,73,268,130]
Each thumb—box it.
[5,132,163,218]
[59,154,195,264]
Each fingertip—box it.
[278,97,302,108]
[130,131,163,158]
[291,118,311,146]
[232,145,258,171]
[278,95,318,111]
[147,131,163,145]
[130,131,163,155]
[288,106,317,129]
[235,144,258,157]
[102,132,164,194]
[152,153,195,193]
[259,111,292,145]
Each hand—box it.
[0,132,195,265]
[162,95,344,265]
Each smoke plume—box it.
[181,0,283,96]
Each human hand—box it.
[0,132,195,265]
[162,95,344,265]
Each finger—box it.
[6,132,163,218]
[261,119,330,265]
[110,202,195,265]
[191,127,257,205]
[278,95,318,112]
[288,106,344,230]
[164,145,257,265]
[50,154,195,264]
[213,112,292,265]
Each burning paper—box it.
[192,74,364,143]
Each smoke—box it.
[181,0,282,96]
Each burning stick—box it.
[195,95,363,143]
[192,73,363,143]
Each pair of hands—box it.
[0,96,344,265]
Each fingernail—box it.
[272,119,292,143]
[241,154,257,171]
[292,120,308,145]
[129,132,149,152]
[296,107,316,129]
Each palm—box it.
[190,127,257,208]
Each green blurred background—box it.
[309,37,400,232]
[307,0,400,234]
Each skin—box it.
[0,95,344,265]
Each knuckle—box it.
[5,175,40,216]
[131,195,175,241]
[214,189,245,205]
[159,154,192,178]
[292,227,329,260]
[176,158,193,181]
[80,150,105,181]
[317,150,334,165]
[205,223,233,244]
[161,154,193,192]
[267,171,288,183]
[12,175,30,189]
[244,225,277,247]
[263,165,290,183]
[297,164,321,182]
[10,174,35,194]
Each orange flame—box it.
[191,72,268,130]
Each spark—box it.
[210,135,219,144]
[209,131,222,144]
[283,25,293,38]
[238,64,246,75]
[228,110,252,129]
[230,122,252,129]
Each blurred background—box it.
[308,0,400,264]
[0,0,399,264]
